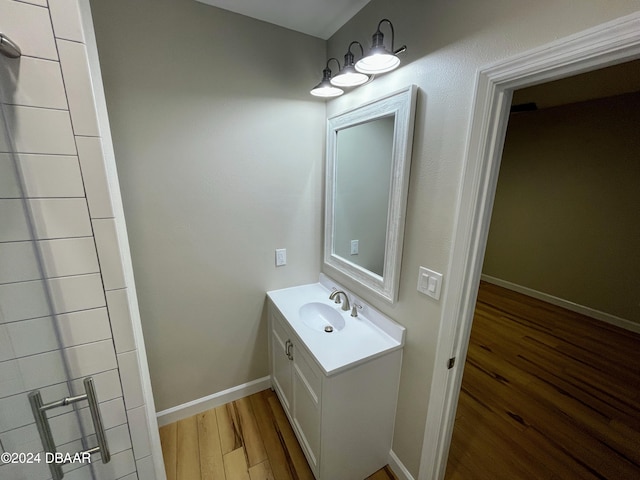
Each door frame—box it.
[419,11,640,480]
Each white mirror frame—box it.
[324,85,418,303]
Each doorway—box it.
[420,12,640,480]
[444,60,640,478]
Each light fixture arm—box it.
[344,41,365,67]
[374,19,406,56]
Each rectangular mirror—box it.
[324,85,417,303]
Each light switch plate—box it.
[417,266,443,300]
[350,239,359,255]
[275,248,286,267]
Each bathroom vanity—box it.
[267,275,405,480]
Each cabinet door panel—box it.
[292,348,321,473]
[270,314,293,411]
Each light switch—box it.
[350,239,359,255]
[417,266,443,300]
[275,248,286,267]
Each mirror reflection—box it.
[333,116,395,276]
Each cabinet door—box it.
[270,312,293,412]
[292,344,322,475]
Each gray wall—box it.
[327,0,640,475]
[90,0,326,412]
[483,92,640,324]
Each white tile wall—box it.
[47,273,106,314]
[0,0,58,60]
[76,136,114,218]
[18,154,85,198]
[49,0,85,43]
[0,57,67,109]
[39,237,100,278]
[58,40,100,136]
[28,198,92,239]
[93,218,126,290]
[106,289,136,353]
[1,106,76,154]
[117,351,144,410]
[0,199,31,242]
[0,2,155,479]
[0,279,50,323]
[0,153,21,196]
[0,241,40,284]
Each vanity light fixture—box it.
[330,41,370,88]
[355,19,407,75]
[310,58,344,98]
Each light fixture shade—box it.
[355,19,405,75]
[310,67,344,97]
[331,41,370,87]
[355,51,400,74]
[331,65,369,87]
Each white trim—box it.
[418,11,640,480]
[389,450,415,480]
[481,275,640,334]
[156,376,272,426]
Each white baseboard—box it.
[156,376,272,427]
[388,450,415,480]
[481,275,640,334]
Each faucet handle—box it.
[351,303,363,317]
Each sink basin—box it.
[299,302,346,332]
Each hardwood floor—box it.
[159,388,398,480]
[445,281,640,479]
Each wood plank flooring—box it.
[160,388,398,480]
[445,281,640,479]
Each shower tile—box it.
[28,198,92,239]
[39,237,100,278]
[8,307,111,357]
[0,199,30,242]
[127,405,151,460]
[63,339,117,380]
[18,154,85,198]
[0,57,67,109]
[57,40,100,137]
[0,325,14,362]
[0,460,51,480]
[93,219,126,290]
[49,409,83,446]
[117,351,144,410]
[0,0,57,60]
[70,369,123,403]
[18,349,67,391]
[0,360,25,398]
[0,154,21,197]
[1,422,42,456]
[93,449,136,480]
[0,383,72,433]
[85,424,132,456]
[0,279,50,324]
[49,0,85,43]
[135,455,156,480]
[78,397,127,432]
[0,241,40,284]
[76,137,114,218]
[106,289,136,353]
[1,106,76,155]
[47,273,106,315]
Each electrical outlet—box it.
[350,239,359,255]
[417,266,443,300]
[275,248,286,267]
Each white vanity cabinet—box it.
[268,301,403,480]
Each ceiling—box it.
[194,0,372,40]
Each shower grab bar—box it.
[29,376,111,480]
[0,33,21,58]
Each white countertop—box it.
[267,277,405,376]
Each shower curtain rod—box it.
[0,33,21,58]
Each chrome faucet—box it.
[329,290,350,311]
